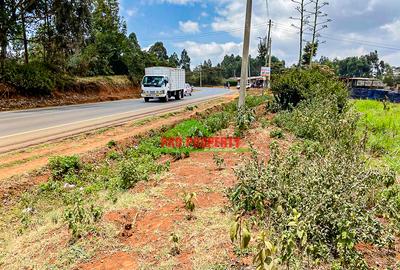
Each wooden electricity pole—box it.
[239,0,252,108]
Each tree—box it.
[290,0,312,66]
[180,49,191,71]
[302,41,318,66]
[307,0,330,66]
[149,41,168,62]
[169,52,179,67]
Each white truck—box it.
[141,67,185,102]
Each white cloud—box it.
[175,41,243,66]
[179,20,200,33]
[126,8,138,17]
[381,19,400,41]
[200,11,208,17]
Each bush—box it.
[118,155,168,189]
[230,143,396,268]
[274,97,358,146]
[49,155,81,181]
[203,112,231,133]
[271,67,348,110]
[270,129,284,139]
[2,61,56,95]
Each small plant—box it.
[106,150,120,160]
[230,215,251,251]
[63,192,102,242]
[270,129,284,139]
[107,140,117,148]
[235,105,256,137]
[169,232,181,256]
[186,105,197,111]
[183,192,196,212]
[213,153,225,170]
[49,155,81,180]
[253,231,280,270]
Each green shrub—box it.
[230,144,396,268]
[164,119,210,139]
[271,67,348,110]
[270,129,284,139]
[235,106,255,137]
[2,61,55,95]
[274,97,358,147]
[203,112,231,133]
[49,155,81,181]
[63,192,102,241]
[118,155,167,189]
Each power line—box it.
[272,22,400,51]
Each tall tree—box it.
[169,52,179,67]
[307,0,330,66]
[149,41,168,62]
[290,0,312,66]
[180,49,191,71]
[302,41,318,66]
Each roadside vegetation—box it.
[0,95,267,269]
[1,66,399,269]
[354,100,400,173]
[229,67,400,269]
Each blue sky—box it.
[119,0,400,68]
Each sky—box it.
[119,0,400,68]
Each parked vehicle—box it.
[141,67,185,102]
[184,83,193,96]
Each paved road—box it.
[0,87,232,153]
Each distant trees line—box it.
[0,0,397,95]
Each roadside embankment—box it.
[0,75,140,111]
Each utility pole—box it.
[199,67,202,87]
[239,0,252,108]
[265,19,272,91]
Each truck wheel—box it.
[144,97,150,102]
[175,91,181,100]
[180,90,184,99]
[161,95,169,102]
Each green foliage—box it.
[213,153,225,170]
[164,119,210,139]
[49,155,81,181]
[269,129,284,139]
[2,61,56,95]
[203,112,231,133]
[271,67,348,110]
[183,192,196,212]
[118,155,168,189]
[354,100,400,172]
[231,143,396,268]
[107,140,117,148]
[63,192,102,241]
[235,106,256,137]
[274,97,358,146]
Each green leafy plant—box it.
[269,129,284,139]
[230,215,251,251]
[63,192,102,241]
[183,192,196,212]
[49,155,81,181]
[169,232,181,256]
[235,105,256,137]
[213,153,225,170]
[107,140,117,148]
[253,231,280,270]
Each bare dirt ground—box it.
[76,120,278,270]
[0,95,237,205]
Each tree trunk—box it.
[21,12,29,64]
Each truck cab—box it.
[141,67,185,102]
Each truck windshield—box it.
[142,76,164,87]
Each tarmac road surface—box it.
[0,87,232,153]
